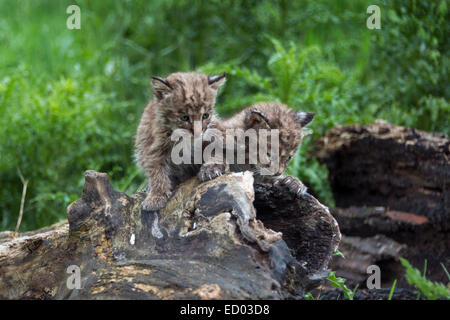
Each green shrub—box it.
[368,0,449,134]
[0,70,140,230]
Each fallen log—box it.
[312,120,449,230]
[0,170,340,300]
[329,206,450,286]
[328,234,406,288]
[330,206,429,238]
[312,121,449,287]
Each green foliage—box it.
[369,0,449,134]
[388,279,397,300]
[0,70,141,230]
[327,271,358,300]
[400,258,450,300]
[0,0,447,231]
[333,250,346,259]
[327,252,360,300]
[304,292,315,300]
[202,39,369,127]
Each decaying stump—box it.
[312,121,449,287]
[312,120,449,229]
[0,170,340,300]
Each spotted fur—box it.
[214,102,314,196]
[135,72,225,211]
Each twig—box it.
[15,168,29,234]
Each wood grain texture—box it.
[0,170,339,300]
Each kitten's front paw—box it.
[141,191,172,212]
[274,176,307,197]
[198,163,226,181]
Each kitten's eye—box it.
[180,115,189,122]
[202,113,209,120]
[287,156,293,161]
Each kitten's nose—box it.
[193,120,203,138]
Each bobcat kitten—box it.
[135,72,226,211]
[220,102,314,196]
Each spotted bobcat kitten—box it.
[221,102,314,196]
[135,72,226,211]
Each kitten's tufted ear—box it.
[296,112,315,127]
[151,76,173,100]
[208,73,226,90]
[246,110,271,130]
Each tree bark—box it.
[312,120,449,230]
[0,170,340,300]
[312,121,450,287]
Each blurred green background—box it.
[0,0,448,231]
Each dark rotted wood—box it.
[312,121,449,287]
[331,206,429,237]
[312,121,449,230]
[0,170,340,300]
[330,206,450,286]
[253,182,341,275]
[328,234,406,288]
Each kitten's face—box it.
[246,104,314,176]
[152,72,225,137]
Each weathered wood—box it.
[331,206,429,237]
[312,121,449,288]
[0,170,340,300]
[312,120,449,230]
[328,234,406,288]
[253,183,341,275]
[330,206,450,286]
